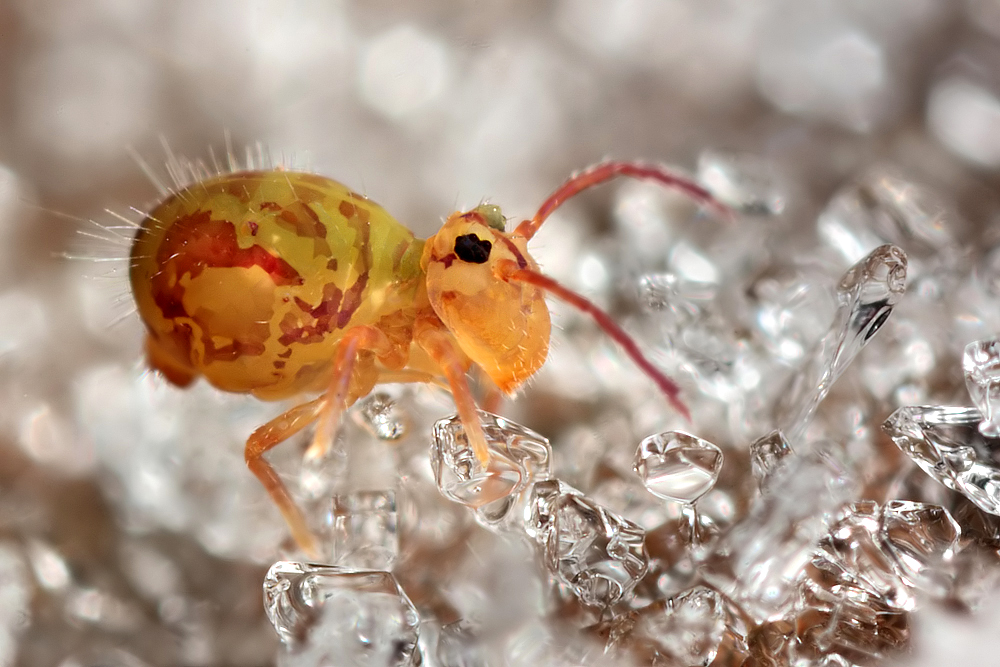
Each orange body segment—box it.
[421,209,551,394]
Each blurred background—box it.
[1,0,1000,665]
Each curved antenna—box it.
[496,261,690,420]
[514,160,732,241]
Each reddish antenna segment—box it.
[497,261,691,421]
[515,160,731,241]
[503,159,733,419]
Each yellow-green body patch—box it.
[129,170,426,400]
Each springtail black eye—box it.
[454,234,492,264]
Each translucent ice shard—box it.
[747,264,838,366]
[749,430,793,490]
[817,166,960,274]
[330,491,398,570]
[637,272,717,328]
[697,149,786,216]
[776,244,907,443]
[352,392,407,441]
[431,411,551,531]
[264,562,419,666]
[527,479,648,607]
[636,586,727,666]
[699,453,857,622]
[964,337,1000,437]
[879,500,959,596]
[634,431,724,547]
[883,405,1000,515]
[808,501,914,614]
[796,500,953,658]
[637,269,742,400]
[859,317,936,404]
[633,431,723,504]
[429,621,486,667]
[795,584,908,661]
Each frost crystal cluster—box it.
[250,157,997,666]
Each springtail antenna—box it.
[514,160,732,241]
[496,261,691,421]
[501,159,734,418]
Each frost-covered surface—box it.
[3,1,1000,665]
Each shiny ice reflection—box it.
[884,405,1000,516]
[776,244,907,443]
[264,562,420,666]
[749,430,793,491]
[964,337,1000,438]
[528,479,648,608]
[431,411,551,530]
[634,431,723,505]
[700,453,857,623]
[352,392,408,441]
[330,491,398,571]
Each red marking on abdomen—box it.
[156,211,302,289]
[274,205,373,346]
[150,210,302,341]
[278,282,344,346]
